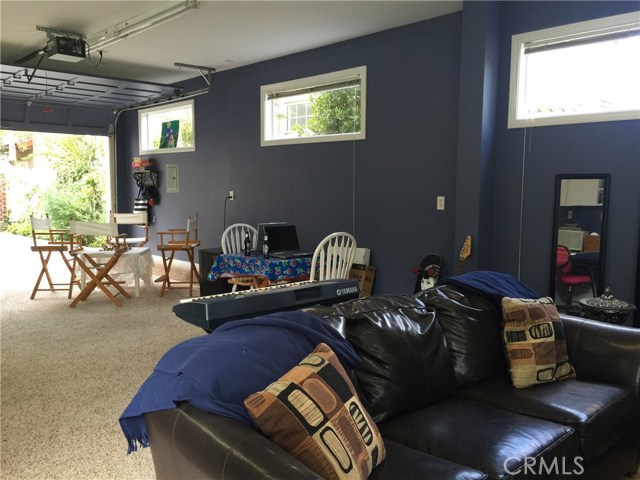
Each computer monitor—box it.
[264,224,300,252]
[255,222,287,252]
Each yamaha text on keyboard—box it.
[173,279,360,331]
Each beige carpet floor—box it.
[0,232,202,479]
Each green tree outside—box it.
[0,131,108,235]
[295,85,361,136]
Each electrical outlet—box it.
[228,190,235,200]
[437,196,445,211]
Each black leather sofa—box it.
[144,283,640,479]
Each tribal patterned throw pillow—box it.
[244,343,385,480]
[502,296,576,389]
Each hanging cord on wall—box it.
[517,126,532,280]
[352,140,357,236]
[223,193,232,231]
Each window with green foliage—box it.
[139,99,195,154]
[0,130,109,235]
[261,66,367,146]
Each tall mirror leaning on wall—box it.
[549,174,609,314]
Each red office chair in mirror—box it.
[556,244,596,313]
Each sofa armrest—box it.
[144,403,321,480]
[561,314,640,400]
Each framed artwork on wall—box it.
[139,100,195,155]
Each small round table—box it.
[579,287,637,325]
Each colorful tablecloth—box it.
[207,252,311,284]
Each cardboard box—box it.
[349,265,376,297]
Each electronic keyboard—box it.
[173,279,360,331]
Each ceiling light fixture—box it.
[88,0,200,51]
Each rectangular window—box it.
[139,99,195,154]
[508,12,640,128]
[261,66,366,146]
[287,102,312,131]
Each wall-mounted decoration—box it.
[133,159,160,219]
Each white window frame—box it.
[261,66,367,146]
[287,101,312,132]
[508,12,640,129]
[138,99,195,155]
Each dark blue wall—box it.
[3,1,637,301]
[491,1,640,303]
[117,13,463,294]
[116,2,639,300]
[455,1,500,273]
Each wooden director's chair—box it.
[111,211,149,247]
[29,215,79,299]
[156,213,200,297]
[68,221,131,307]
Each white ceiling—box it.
[0,1,462,85]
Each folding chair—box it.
[68,221,131,307]
[111,211,149,247]
[29,215,79,299]
[156,213,201,297]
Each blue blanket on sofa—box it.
[438,270,539,306]
[119,310,360,453]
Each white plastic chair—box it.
[221,223,258,254]
[309,232,357,281]
[221,223,266,291]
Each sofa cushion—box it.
[379,398,580,480]
[305,295,457,422]
[417,285,506,387]
[460,375,636,461]
[502,297,575,389]
[245,343,385,480]
[370,440,487,480]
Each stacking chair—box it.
[156,213,201,297]
[111,211,149,247]
[29,215,78,299]
[221,223,267,291]
[556,244,596,313]
[68,221,130,307]
[309,232,357,281]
